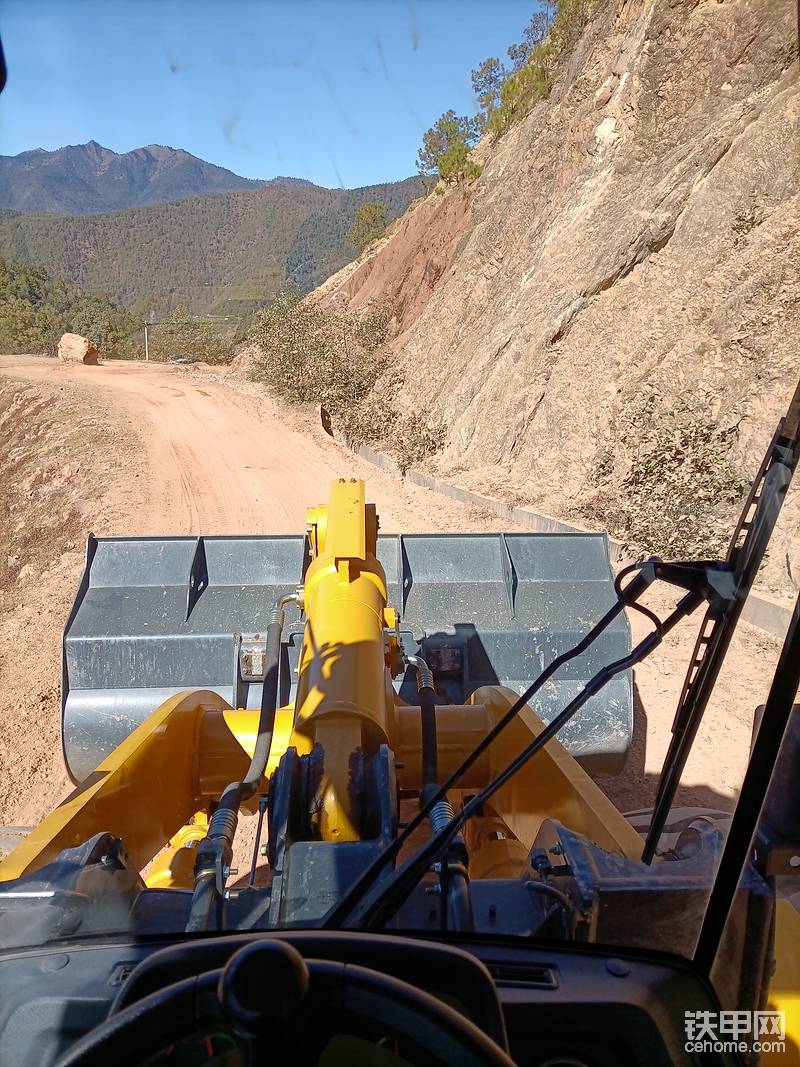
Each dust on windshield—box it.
[0,0,797,977]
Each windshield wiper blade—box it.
[318,564,655,930]
[642,380,800,861]
[692,590,800,972]
[340,588,704,931]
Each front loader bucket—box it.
[62,531,632,783]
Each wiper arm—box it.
[343,588,702,931]
[643,381,800,860]
[319,563,655,930]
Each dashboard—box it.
[0,931,736,1066]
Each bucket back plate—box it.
[62,532,631,782]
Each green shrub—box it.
[248,287,392,413]
[586,392,750,558]
[336,395,446,473]
[0,256,140,357]
[391,412,447,472]
[250,290,447,470]
[335,394,396,448]
[471,57,506,128]
[489,0,599,136]
[145,306,233,365]
[438,143,482,184]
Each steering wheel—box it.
[55,940,515,1067]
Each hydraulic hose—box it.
[241,607,286,799]
[446,864,473,932]
[407,655,454,832]
[407,656,438,802]
[407,655,472,931]
[185,593,297,933]
[184,869,218,933]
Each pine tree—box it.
[348,202,389,253]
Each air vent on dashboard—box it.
[488,962,558,988]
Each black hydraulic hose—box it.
[241,617,284,800]
[421,686,438,796]
[446,865,474,932]
[407,656,438,798]
[523,879,581,918]
[185,871,217,933]
[204,616,285,820]
[407,654,473,931]
[524,880,580,938]
[185,784,239,932]
[185,596,293,933]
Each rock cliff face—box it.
[316,0,799,599]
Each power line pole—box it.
[144,321,149,362]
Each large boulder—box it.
[57,333,100,365]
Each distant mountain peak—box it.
[265,175,317,187]
[0,141,278,215]
[139,143,188,157]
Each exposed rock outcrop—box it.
[314,191,473,338]
[316,0,799,600]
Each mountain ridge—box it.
[0,141,319,214]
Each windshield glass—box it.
[0,0,798,978]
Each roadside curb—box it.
[321,409,792,639]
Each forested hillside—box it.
[0,176,423,315]
[0,256,138,356]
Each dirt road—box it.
[0,355,784,846]
[0,355,502,536]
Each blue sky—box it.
[0,0,536,188]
